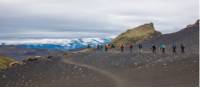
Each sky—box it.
[0,0,199,39]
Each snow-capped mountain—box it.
[0,38,112,51]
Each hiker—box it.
[105,44,108,52]
[172,44,177,54]
[87,44,91,48]
[100,45,104,49]
[111,44,115,49]
[160,44,166,54]
[120,44,124,52]
[152,44,156,54]
[180,44,185,53]
[129,44,133,53]
[108,44,111,49]
[97,44,100,50]
[138,43,143,52]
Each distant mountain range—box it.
[0,38,112,51]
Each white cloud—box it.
[0,0,198,38]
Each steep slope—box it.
[112,23,161,46]
[141,20,199,52]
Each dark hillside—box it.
[139,20,199,52]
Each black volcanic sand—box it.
[66,49,199,87]
[0,48,198,87]
[0,57,115,87]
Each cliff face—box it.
[112,23,161,46]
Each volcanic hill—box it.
[112,23,161,46]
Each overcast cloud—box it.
[0,0,198,39]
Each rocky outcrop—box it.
[112,23,161,46]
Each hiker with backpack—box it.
[104,44,108,52]
[180,44,185,53]
[172,44,177,54]
[111,44,115,49]
[87,44,91,48]
[129,44,133,53]
[97,44,100,50]
[100,45,104,51]
[138,43,143,53]
[160,44,166,54]
[152,44,156,54]
[120,44,124,52]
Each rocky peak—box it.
[112,23,161,46]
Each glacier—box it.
[0,38,112,51]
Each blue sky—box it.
[0,0,198,39]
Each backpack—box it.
[129,45,133,48]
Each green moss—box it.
[0,56,15,70]
[113,23,161,46]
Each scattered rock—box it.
[2,74,6,78]
[134,63,138,66]
[9,61,22,68]
[163,63,167,66]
